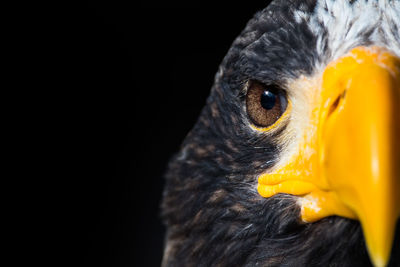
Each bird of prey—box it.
[161,0,400,266]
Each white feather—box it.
[309,0,400,70]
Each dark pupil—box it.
[260,90,277,110]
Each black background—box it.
[66,1,271,266]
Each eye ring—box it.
[246,80,288,129]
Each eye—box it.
[246,80,288,128]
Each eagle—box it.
[161,0,400,266]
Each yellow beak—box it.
[321,47,400,267]
[257,47,400,267]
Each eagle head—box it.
[162,1,400,266]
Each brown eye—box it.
[246,80,288,128]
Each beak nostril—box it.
[328,96,340,116]
[327,91,346,117]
